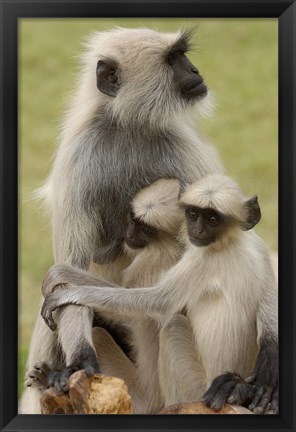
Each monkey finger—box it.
[26,369,48,389]
[83,363,100,377]
[270,389,279,411]
[252,386,272,414]
[248,386,264,411]
[245,374,256,384]
[57,367,74,392]
[42,311,57,332]
[41,299,58,331]
[203,373,242,410]
[265,388,278,414]
[42,264,70,296]
[43,313,57,331]
[209,380,239,411]
[227,382,255,406]
[257,387,273,414]
[47,370,60,388]
[33,361,51,376]
[48,367,76,394]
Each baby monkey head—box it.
[180,175,261,248]
[125,178,182,250]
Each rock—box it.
[40,371,131,414]
[159,401,253,414]
[87,375,131,414]
[41,387,73,414]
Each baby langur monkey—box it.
[28,178,183,414]
[41,174,278,414]
[119,177,183,413]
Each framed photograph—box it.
[0,1,295,431]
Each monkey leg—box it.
[51,305,100,392]
[22,312,63,413]
[158,314,206,405]
[92,328,138,398]
[131,320,164,414]
[93,326,163,414]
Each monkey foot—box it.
[203,372,255,412]
[48,361,100,394]
[25,361,51,390]
[247,383,278,414]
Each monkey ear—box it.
[242,195,261,230]
[96,59,120,97]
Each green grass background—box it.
[19,18,278,398]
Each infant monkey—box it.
[41,174,278,414]
[28,178,183,414]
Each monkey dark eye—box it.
[187,210,199,221]
[141,225,154,237]
[208,215,221,226]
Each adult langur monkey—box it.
[27,178,183,414]
[41,175,278,414]
[24,27,223,413]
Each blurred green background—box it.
[19,18,278,398]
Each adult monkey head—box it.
[82,28,209,130]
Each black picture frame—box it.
[0,1,295,431]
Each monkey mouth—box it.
[182,80,208,100]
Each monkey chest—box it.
[187,285,258,376]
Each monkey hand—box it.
[245,370,278,414]
[25,361,51,390]
[25,361,76,393]
[202,372,256,411]
[41,292,77,332]
[26,361,99,394]
[42,264,77,297]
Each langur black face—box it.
[124,212,158,249]
[183,206,230,247]
[183,195,262,247]
[166,33,207,101]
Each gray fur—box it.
[52,114,222,267]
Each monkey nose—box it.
[191,67,199,74]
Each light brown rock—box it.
[40,371,131,414]
[159,401,253,415]
[87,375,131,414]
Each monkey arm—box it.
[41,285,173,331]
[41,259,193,331]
